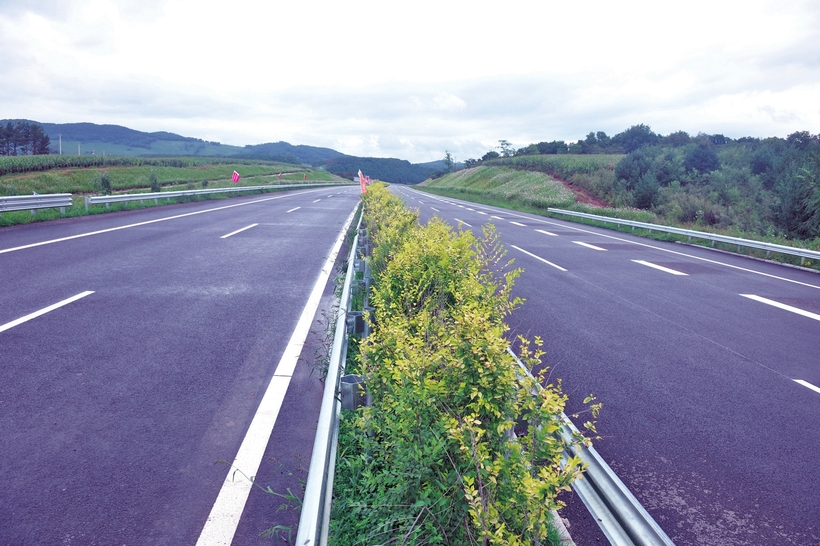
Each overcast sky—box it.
[1,0,818,163]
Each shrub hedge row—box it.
[330,183,595,545]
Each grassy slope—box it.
[422,166,576,209]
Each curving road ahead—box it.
[0,187,360,545]
[394,185,820,546]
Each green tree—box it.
[612,124,659,153]
[684,140,720,173]
[497,139,515,157]
[443,150,454,173]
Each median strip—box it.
[0,291,94,334]
[740,294,820,321]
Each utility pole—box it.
[58,134,62,155]
[78,143,80,156]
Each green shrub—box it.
[330,183,596,545]
[149,169,161,192]
[99,171,112,195]
[201,179,209,188]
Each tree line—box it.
[0,121,51,156]
[456,125,820,240]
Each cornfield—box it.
[0,154,284,177]
[486,154,622,179]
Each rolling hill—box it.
[2,120,435,183]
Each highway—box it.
[0,187,360,545]
[393,185,820,546]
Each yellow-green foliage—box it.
[425,166,576,209]
[331,183,592,545]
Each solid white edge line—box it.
[632,260,688,276]
[794,380,820,394]
[0,190,323,255]
[196,203,359,546]
[0,291,95,334]
[740,294,820,322]
[220,224,259,239]
[286,207,301,213]
[573,241,607,251]
[511,245,568,272]
[536,229,558,237]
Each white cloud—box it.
[1,0,819,163]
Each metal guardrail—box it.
[509,348,675,546]
[296,210,363,546]
[0,193,73,215]
[548,208,820,263]
[83,183,352,210]
[295,212,675,545]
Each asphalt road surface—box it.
[0,187,360,545]
[393,185,820,546]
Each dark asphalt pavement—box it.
[0,187,360,545]
[394,185,820,546]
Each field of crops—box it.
[423,166,576,209]
[0,161,323,196]
[0,154,292,177]
[487,154,621,176]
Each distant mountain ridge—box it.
[8,120,433,183]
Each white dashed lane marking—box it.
[512,245,567,272]
[740,294,820,322]
[573,241,607,251]
[632,260,688,276]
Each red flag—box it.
[304,173,307,180]
[232,171,240,183]
[278,173,282,180]
[358,170,367,194]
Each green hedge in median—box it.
[329,183,597,545]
